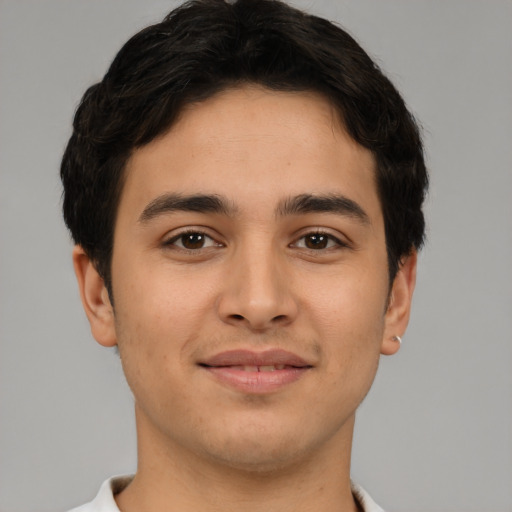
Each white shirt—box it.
[68,476,385,512]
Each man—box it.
[61,0,428,510]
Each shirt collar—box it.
[74,475,385,512]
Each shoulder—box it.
[67,476,133,512]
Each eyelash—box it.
[291,230,348,251]
[163,229,222,252]
[163,229,348,253]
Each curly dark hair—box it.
[61,0,428,295]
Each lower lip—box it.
[202,366,309,394]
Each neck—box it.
[116,406,360,512]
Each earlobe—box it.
[381,251,417,356]
[72,245,117,347]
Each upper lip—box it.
[199,349,312,368]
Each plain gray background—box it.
[1,1,511,511]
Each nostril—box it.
[230,314,245,321]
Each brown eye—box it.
[167,231,219,250]
[304,233,329,249]
[293,232,344,251]
[180,233,207,249]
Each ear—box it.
[72,245,117,347]
[381,250,417,356]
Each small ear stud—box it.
[392,335,402,344]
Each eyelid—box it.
[160,226,350,251]
[162,227,224,250]
[291,228,350,250]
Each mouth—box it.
[198,349,313,394]
[215,364,293,372]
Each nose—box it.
[217,244,298,331]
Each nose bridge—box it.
[218,234,297,329]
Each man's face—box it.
[77,86,414,472]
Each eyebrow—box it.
[138,193,237,223]
[138,192,370,225]
[276,193,370,225]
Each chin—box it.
[194,418,330,475]
[204,439,306,475]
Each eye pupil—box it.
[305,234,328,249]
[182,233,205,249]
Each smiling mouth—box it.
[216,364,291,372]
[199,349,313,393]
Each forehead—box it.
[120,85,380,223]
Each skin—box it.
[74,86,416,512]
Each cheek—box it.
[308,268,387,332]
[115,257,214,325]
[306,269,387,378]
[113,296,189,421]
[111,264,219,381]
